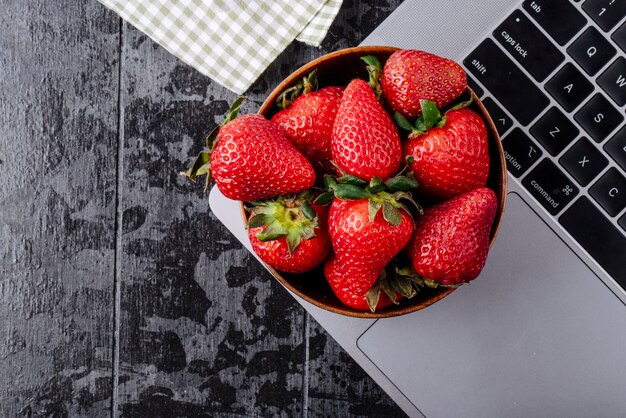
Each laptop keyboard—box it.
[463,0,626,288]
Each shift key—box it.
[464,39,549,126]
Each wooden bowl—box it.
[245,46,507,318]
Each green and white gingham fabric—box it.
[296,0,342,46]
[98,0,343,94]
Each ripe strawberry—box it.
[324,256,399,312]
[407,187,497,286]
[328,195,413,295]
[247,192,330,274]
[181,97,316,201]
[331,79,402,181]
[402,104,489,200]
[271,86,343,172]
[382,49,467,118]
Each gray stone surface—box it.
[0,0,408,416]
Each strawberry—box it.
[247,192,330,274]
[407,187,497,286]
[324,256,399,312]
[382,49,467,118]
[181,98,316,201]
[271,86,343,172]
[331,78,402,181]
[400,101,489,200]
[327,192,414,295]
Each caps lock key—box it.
[495,9,564,82]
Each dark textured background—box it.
[0,0,410,416]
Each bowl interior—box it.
[251,46,507,318]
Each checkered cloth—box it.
[98,0,343,94]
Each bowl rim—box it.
[244,45,507,318]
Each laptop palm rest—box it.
[357,192,626,418]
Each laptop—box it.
[210,0,626,416]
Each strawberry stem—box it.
[275,70,318,110]
[361,55,383,101]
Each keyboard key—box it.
[464,39,549,126]
[619,212,626,231]
[611,21,626,53]
[530,107,580,156]
[482,97,512,135]
[502,128,543,177]
[574,93,624,142]
[604,125,626,171]
[522,158,579,215]
[560,137,609,185]
[523,0,587,45]
[567,27,617,75]
[598,57,626,106]
[590,167,626,216]
[494,10,564,81]
[559,197,626,288]
[467,76,484,98]
[545,63,595,112]
[582,0,626,32]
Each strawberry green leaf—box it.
[366,176,386,194]
[424,278,439,288]
[333,184,372,200]
[300,200,315,220]
[392,191,424,215]
[413,117,427,133]
[420,99,443,130]
[223,96,245,125]
[382,202,402,226]
[379,275,399,305]
[337,174,368,187]
[180,150,211,181]
[368,200,382,222]
[384,176,418,192]
[313,191,334,205]
[393,112,414,132]
[246,200,267,207]
[323,174,338,190]
[257,222,288,241]
[392,275,417,298]
[256,231,286,242]
[365,282,381,313]
[276,70,318,109]
[246,213,271,229]
[286,230,302,255]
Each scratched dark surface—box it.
[0,0,408,416]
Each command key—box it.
[522,159,579,215]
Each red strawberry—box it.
[382,49,467,118]
[211,115,315,201]
[324,256,398,312]
[331,79,402,181]
[181,98,315,201]
[247,193,330,274]
[271,86,343,172]
[403,105,489,200]
[407,187,497,286]
[328,196,413,295]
